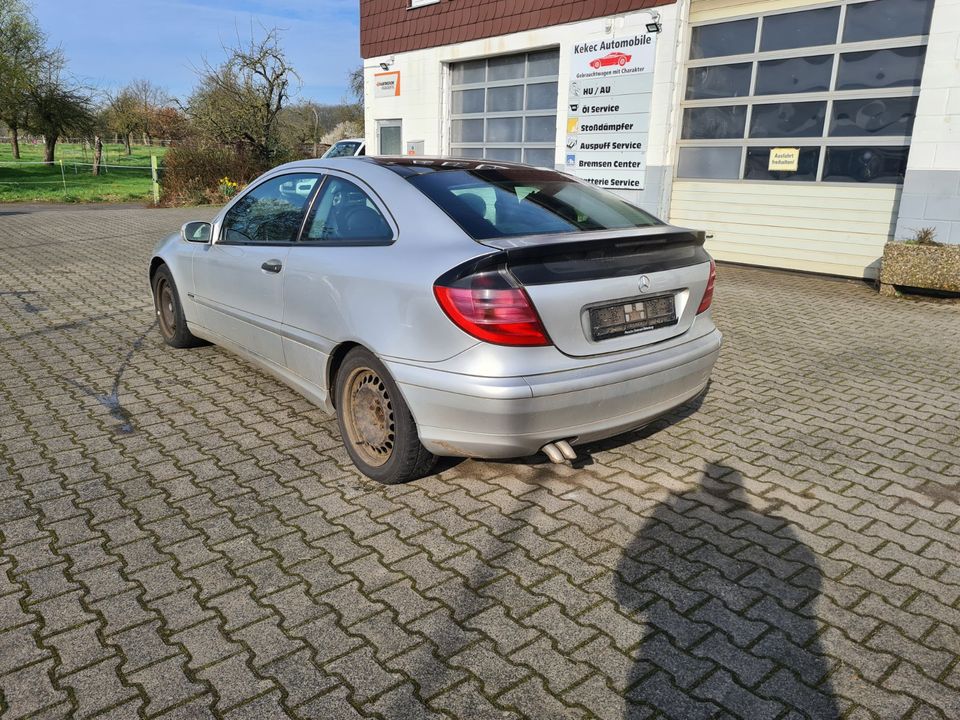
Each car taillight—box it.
[697,259,716,314]
[434,270,551,347]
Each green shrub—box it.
[159,144,273,206]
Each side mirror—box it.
[181,221,211,243]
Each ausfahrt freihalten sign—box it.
[565,30,657,190]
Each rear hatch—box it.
[483,226,712,357]
[387,158,712,357]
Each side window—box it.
[220,173,319,244]
[302,177,393,244]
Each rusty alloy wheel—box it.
[155,276,177,340]
[342,366,396,467]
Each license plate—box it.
[589,294,677,340]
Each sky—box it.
[31,0,362,105]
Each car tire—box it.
[152,264,203,349]
[335,347,436,484]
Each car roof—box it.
[361,156,556,178]
[274,155,537,172]
[266,156,569,185]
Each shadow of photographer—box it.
[616,463,840,719]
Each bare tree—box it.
[349,66,364,104]
[153,106,190,144]
[0,1,51,158]
[105,89,140,155]
[279,102,342,157]
[185,27,300,161]
[25,57,94,163]
[336,66,365,129]
[128,78,167,145]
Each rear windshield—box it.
[326,141,362,158]
[405,167,661,240]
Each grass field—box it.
[0,142,167,203]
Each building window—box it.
[449,49,559,167]
[678,0,933,184]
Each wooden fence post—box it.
[151,155,159,205]
[59,159,67,194]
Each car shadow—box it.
[615,463,840,719]
[571,384,709,468]
[467,382,711,475]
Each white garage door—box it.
[670,0,933,278]
[449,49,560,168]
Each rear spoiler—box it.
[476,224,706,254]
[438,226,710,287]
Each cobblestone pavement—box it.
[1,204,959,720]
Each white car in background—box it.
[323,138,365,158]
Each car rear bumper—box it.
[386,328,722,459]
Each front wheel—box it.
[335,348,436,484]
[152,265,203,348]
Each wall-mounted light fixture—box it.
[378,56,396,71]
[646,10,662,33]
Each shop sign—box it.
[374,71,401,98]
[769,147,800,172]
[565,29,657,190]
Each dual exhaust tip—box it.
[541,439,577,464]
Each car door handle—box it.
[261,259,283,274]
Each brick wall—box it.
[360,0,676,58]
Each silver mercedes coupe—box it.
[149,157,721,484]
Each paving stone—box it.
[342,603,411,657]
[289,613,363,664]
[196,652,275,714]
[430,679,521,720]
[758,668,841,719]
[691,631,775,687]
[386,641,469,700]
[325,645,404,705]
[462,605,540,655]
[125,654,208,716]
[30,589,96,634]
[59,655,140,719]
[692,669,784,720]
[363,681,450,720]
[627,670,720,719]
[0,658,70,718]
[0,625,49,675]
[498,676,585,719]
[220,690,289,720]
[46,621,117,674]
[170,618,243,669]
[522,602,596,653]
[294,685,367,720]
[562,673,627,720]
[883,661,960,718]
[258,649,338,707]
